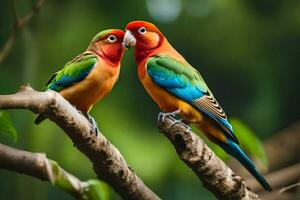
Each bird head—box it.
[88,29,125,64]
[123,21,164,51]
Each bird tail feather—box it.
[221,139,272,192]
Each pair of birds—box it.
[35,21,272,192]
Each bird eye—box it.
[107,35,117,43]
[138,27,146,34]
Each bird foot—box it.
[85,113,100,136]
[158,110,191,132]
[76,109,99,136]
[72,104,83,115]
[169,119,192,132]
[158,109,181,122]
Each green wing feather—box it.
[44,52,97,91]
[147,55,209,90]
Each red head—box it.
[88,29,125,65]
[123,21,165,60]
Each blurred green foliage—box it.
[230,118,268,168]
[0,0,299,199]
[0,111,17,142]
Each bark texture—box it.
[158,116,259,200]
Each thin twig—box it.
[246,163,300,193]
[0,0,46,63]
[264,122,300,172]
[279,182,300,193]
[10,0,18,23]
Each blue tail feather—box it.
[221,139,272,192]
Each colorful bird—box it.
[123,21,271,191]
[35,29,125,134]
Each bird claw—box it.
[85,113,100,136]
[158,110,192,131]
[158,109,181,122]
[72,104,83,115]
[169,119,180,128]
[169,119,192,132]
[74,108,99,136]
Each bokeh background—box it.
[1,0,300,199]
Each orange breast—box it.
[59,58,120,113]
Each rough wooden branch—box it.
[158,116,259,200]
[0,143,90,199]
[0,0,46,63]
[0,84,160,200]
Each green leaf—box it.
[84,180,110,200]
[0,111,17,142]
[50,160,75,192]
[229,118,268,168]
[48,160,109,200]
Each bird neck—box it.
[135,38,182,66]
[88,46,122,67]
[136,40,188,78]
[134,36,166,65]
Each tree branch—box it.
[0,84,160,200]
[0,143,104,200]
[259,180,300,200]
[264,122,300,172]
[279,182,300,193]
[246,163,300,193]
[0,0,46,63]
[158,116,259,200]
